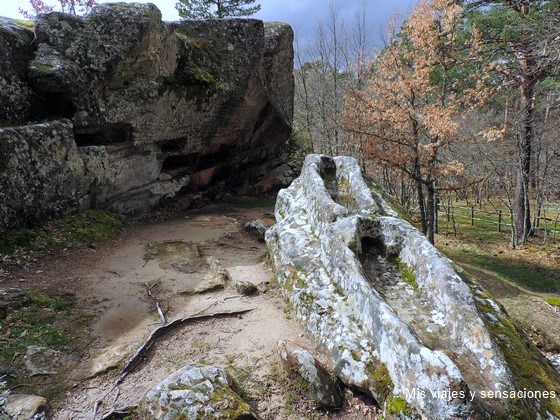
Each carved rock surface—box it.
[265,154,560,419]
[0,4,294,232]
[138,364,256,419]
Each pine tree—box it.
[176,0,261,19]
[465,0,560,244]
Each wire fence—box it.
[437,203,560,242]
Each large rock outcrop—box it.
[0,4,294,232]
[265,154,560,419]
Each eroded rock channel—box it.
[266,154,560,419]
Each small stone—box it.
[244,220,269,241]
[4,394,47,419]
[139,364,257,419]
[24,345,60,376]
[72,344,128,381]
[235,281,258,296]
[278,340,343,410]
[179,256,230,295]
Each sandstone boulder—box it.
[29,4,294,210]
[0,120,95,231]
[265,154,560,419]
[138,364,256,419]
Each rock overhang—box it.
[0,3,295,232]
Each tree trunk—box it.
[514,81,534,243]
[413,158,427,235]
[426,180,436,244]
[417,180,427,236]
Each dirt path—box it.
[3,205,379,419]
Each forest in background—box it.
[292,0,560,247]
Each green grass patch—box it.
[0,290,95,406]
[0,209,123,256]
[442,247,560,293]
[25,291,74,311]
[440,222,507,246]
[0,291,75,360]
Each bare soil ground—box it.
[2,205,380,419]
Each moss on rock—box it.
[460,271,560,418]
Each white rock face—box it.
[265,154,560,419]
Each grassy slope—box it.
[437,223,560,351]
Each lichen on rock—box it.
[0,4,295,233]
[265,154,560,419]
[0,120,95,231]
[138,364,257,419]
[0,17,39,124]
[278,340,343,410]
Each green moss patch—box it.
[0,291,74,360]
[0,209,123,256]
[366,361,394,402]
[14,19,34,29]
[545,296,560,307]
[395,258,419,292]
[31,62,54,72]
[282,270,306,293]
[462,274,560,417]
[386,396,414,416]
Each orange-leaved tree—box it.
[344,0,494,243]
[20,0,96,19]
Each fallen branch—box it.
[144,281,165,324]
[113,388,120,405]
[100,405,137,420]
[92,400,101,420]
[115,308,253,385]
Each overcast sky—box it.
[1,0,418,46]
